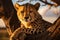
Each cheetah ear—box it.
[14,3,20,11]
[34,3,40,10]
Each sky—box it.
[0,0,60,27]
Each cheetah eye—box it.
[30,11,33,13]
[21,11,24,13]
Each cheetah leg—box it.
[10,25,26,40]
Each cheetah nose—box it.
[24,17,29,19]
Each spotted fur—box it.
[10,3,52,40]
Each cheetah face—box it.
[15,3,40,23]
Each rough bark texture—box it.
[51,0,60,6]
